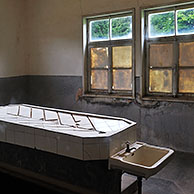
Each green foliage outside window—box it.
[91,19,109,41]
[149,12,175,37]
[112,16,132,39]
[90,16,132,41]
[149,8,194,37]
[177,8,194,34]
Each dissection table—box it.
[0,104,138,194]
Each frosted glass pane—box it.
[177,8,194,35]
[111,16,132,40]
[179,42,194,67]
[90,19,109,42]
[150,44,173,67]
[148,11,175,38]
[91,47,109,68]
[113,46,132,68]
[91,70,108,89]
[149,69,172,93]
[179,69,194,93]
[113,69,132,90]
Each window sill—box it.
[81,94,133,105]
[80,93,194,106]
[142,96,194,103]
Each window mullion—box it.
[108,17,113,93]
[87,45,92,92]
[172,41,179,97]
[109,16,112,40]
[174,8,177,36]
[146,43,151,94]
[108,46,113,93]
[173,6,178,97]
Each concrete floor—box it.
[123,151,194,194]
[1,151,193,194]
[143,151,194,194]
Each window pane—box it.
[179,69,194,93]
[113,69,132,90]
[179,42,194,67]
[90,19,109,42]
[91,70,108,89]
[111,16,132,40]
[148,11,175,38]
[149,69,172,93]
[113,46,132,68]
[91,47,109,68]
[150,44,173,67]
[177,8,194,35]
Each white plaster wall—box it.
[26,0,83,76]
[0,0,26,77]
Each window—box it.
[145,5,194,97]
[84,11,134,97]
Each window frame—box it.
[84,10,135,98]
[144,4,194,98]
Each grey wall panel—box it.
[0,76,27,105]
[27,76,83,111]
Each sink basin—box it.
[109,142,174,179]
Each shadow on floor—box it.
[0,171,75,194]
[142,151,194,194]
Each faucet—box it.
[125,141,136,153]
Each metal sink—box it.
[109,142,174,179]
